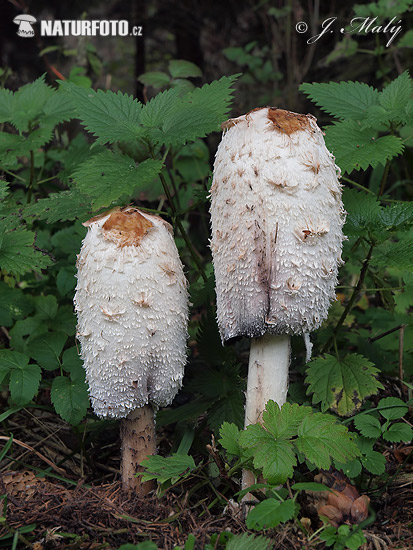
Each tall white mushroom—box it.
[74,206,188,494]
[209,107,345,489]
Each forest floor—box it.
[1,408,412,550]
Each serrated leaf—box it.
[0,180,9,201]
[219,422,242,458]
[226,533,272,550]
[60,82,144,145]
[246,499,296,530]
[71,150,163,209]
[41,91,74,126]
[140,454,196,484]
[354,414,382,438]
[378,203,413,228]
[56,266,77,296]
[0,350,41,405]
[0,88,15,122]
[208,390,244,432]
[35,295,58,319]
[155,75,238,147]
[360,449,386,475]
[305,354,383,416]
[169,60,202,79]
[51,375,89,425]
[383,423,412,443]
[295,414,360,469]
[325,120,404,173]
[343,189,382,236]
[263,401,312,439]
[300,81,379,120]
[62,346,85,382]
[0,228,52,275]
[378,397,408,420]
[373,240,413,270]
[379,71,411,113]
[28,332,67,370]
[0,282,33,327]
[11,75,54,131]
[140,88,182,129]
[239,424,296,484]
[291,482,332,492]
[334,458,362,478]
[24,189,92,223]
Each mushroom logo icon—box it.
[13,14,37,37]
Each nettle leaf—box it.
[138,71,170,88]
[383,423,413,443]
[354,414,382,439]
[305,354,383,416]
[372,240,413,270]
[378,396,408,420]
[0,350,41,405]
[343,189,382,236]
[51,375,89,425]
[41,91,74,126]
[246,499,297,530]
[60,82,144,145]
[226,533,272,550]
[28,332,67,370]
[325,120,404,173]
[71,150,163,209]
[295,414,360,469]
[140,454,196,484]
[0,88,15,122]
[379,71,411,119]
[378,202,413,228]
[24,190,93,223]
[299,81,379,120]
[0,282,33,327]
[140,88,182,129]
[219,422,242,458]
[208,390,244,432]
[11,75,54,131]
[239,423,296,484]
[0,181,9,201]
[0,228,52,275]
[155,75,238,147]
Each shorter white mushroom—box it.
[74,207,188,494]
[13,14,37,37]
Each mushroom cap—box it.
[209,107,345,342]
[13,14,37,23]
[74,207,189,419]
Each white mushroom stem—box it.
[242,334,291,491]
[120,405,156,494]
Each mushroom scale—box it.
[210,107,345,342]
[74,207,189,419]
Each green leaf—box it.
[325,120,404,173]
[356,438,386,475]
[0,88,15,122]
[299,81,379,120]
[60,82,144,145]
[354,414,382,439]
[305,354,383,416]
[379,71,411,113]
[11,75,54,131]
[295,414,360,469]
[71,150,163,209]
[398,29,413,48]
[35,295,58,319]
[219,422,242,458]
[291,482,332,492]
[0,283,33,327]
[140,454,196,484]
[262,401,311,439]
[24,189,92,223]
[246,499,296,530]
[169,60,202,79]
[140,88,181,129]
[343,189,382,236]
[239,423,296,484]
[383,423,413,443]
[56,266,77,296]
[138,71,170,88]
[0,228,52,275]
[28,332,67,370]
[62,347,85,382]
[0,350,41,405]
[154,75,238,147]
[118,543,158,550]
[378,203,413,229]
[41,91,74,126]
[378,397,408,420]
[208,390,244,432]
[334,458,362,479]
[373,240,413,270]
[226,533,272,550]
[51,375,89,425]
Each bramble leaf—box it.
[246,499,297,530]
[219,422,242,458]
[51,375,89,425]
[378,397,408,420]
[299,81,379,120]
[0,228,53,275]
[0,350,41,405]
[226,533,272,550]
[28,332,67,371]
[305,354,383,416]
[140,454,196,484]
[262,401,311,439]
[383,423,413,443]
[353,414,382,439]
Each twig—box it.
[0,435,67,475]
[368,324,405,343]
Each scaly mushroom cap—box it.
[74,207,188,419]
[210,107,345,342]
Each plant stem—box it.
[341,176,374,194]
[26,150,35,204]
[378,159,391,197]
